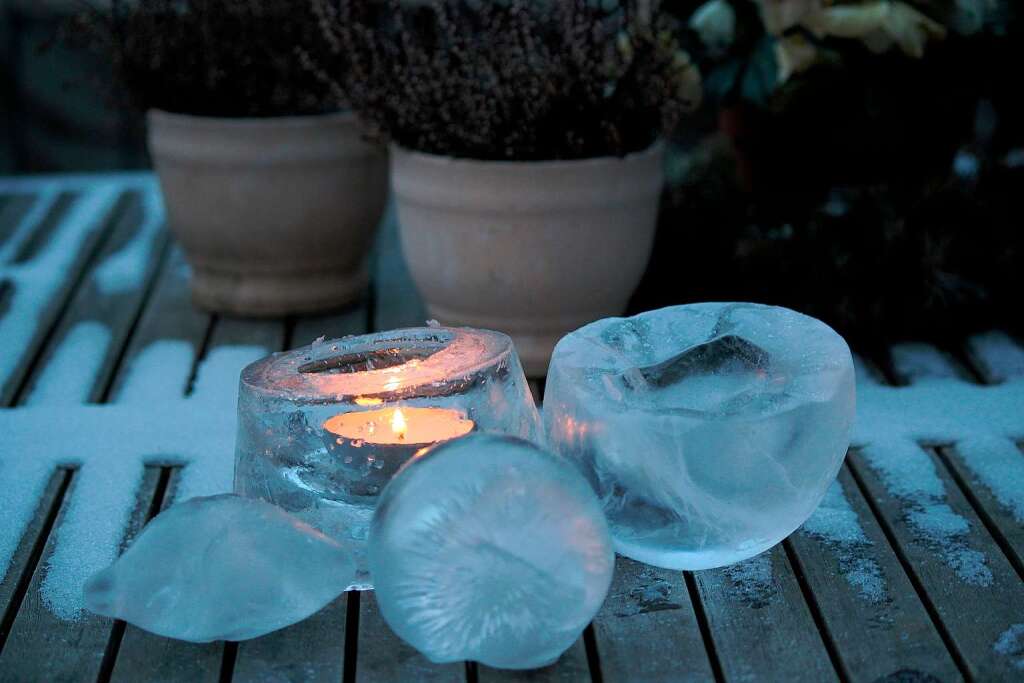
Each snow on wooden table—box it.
[0,174,1022,682]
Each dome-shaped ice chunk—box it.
[368,434,614,669]
[84,494,356,642]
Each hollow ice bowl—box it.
[543,302,855,570]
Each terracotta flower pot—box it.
[148,110,388,316]
[391,142,664,376]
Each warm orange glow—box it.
[354,396,383,406]
[323,407,474,446]
[391,408,408,440]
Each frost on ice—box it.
[544,302,856,570]
[85,494,355,642]
[368,434,614,669]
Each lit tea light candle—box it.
[235,326,540,588]
[322,406,474,498]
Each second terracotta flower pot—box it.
[148,110,388,316]
[391,143,665,376]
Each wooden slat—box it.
[890,341,1024,579]
[939,440,1024,581]
[965,331,1024,384]
[7,192,78,265]
[787,468,961,681]
[105,247,209,403]
[850,350,1024,679]
[207,315,287,360]
[1,190,124,404]
[848,445,1024,680]
[372,203,426,331]
[233,597,349,683]
[0,467,163,682]
[690,545,839,682]
[477,638,590,683]
[291,299,371,348]
[356,591,464,683]
[889,343,970,384]
[111,625,224,683]
[0,193,35,250]
[19,191,168,404]
[590,558,714,682]
[0,192,170,680]
[0,470,70,648]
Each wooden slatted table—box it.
[1,174,1023,682]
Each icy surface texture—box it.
[369,434,614,669]
[84,494,355,642]
[234,327,540,587]
[544,302,855,570]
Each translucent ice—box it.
[84,494,355,642]
[544,302,855,570]
[234,327,540,588]
[369,434,614,669]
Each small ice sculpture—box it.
[84,494,355,642]
[234,327,540,587]
[544,302,855,570]
[369,434,614,669]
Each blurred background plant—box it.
[0,0,336,171]
[309,0,701,160]
[632,0,1023,347]
[67,0,337,117]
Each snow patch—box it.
[0,188,118,390]
[860,440,993,587]
[856,342,1024,586]
[1,342,270,620]
[92,189,164,295]
[954,436,1024,523]
[26,321,111,407]
[890,343,962,382]
[801,481,886,602]
[969,331,1024,383]
[994,623,1024,670]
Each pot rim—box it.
[147,108,356,130]
[390,139,665,169]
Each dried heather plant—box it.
[67,0,336,117]
[311,0,701,160]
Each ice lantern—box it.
[234,326,542,588]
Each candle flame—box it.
[391,408,408,440]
